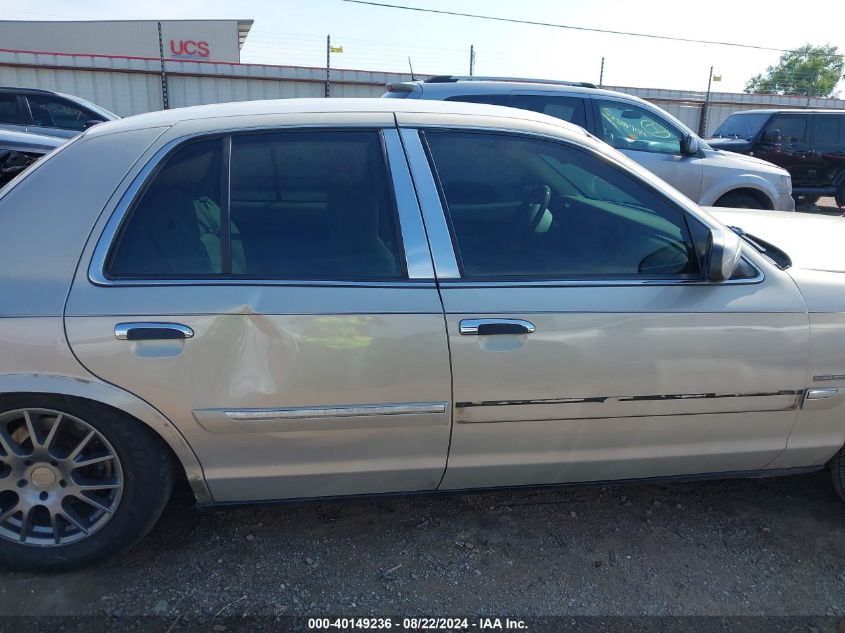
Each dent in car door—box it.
[65,122,452,503]
[400,125,808,490]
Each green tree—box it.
[744,44,844,97]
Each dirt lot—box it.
[1,470,843,623]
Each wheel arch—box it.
[713,187,775,210]
[0,374,212,504]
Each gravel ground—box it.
[803,197,843,215]
[0,470,843,623]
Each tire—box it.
[835,182,845,208]
[0,394,174,571]
[794,194,820,209]
[831,445,845,503]
[714,192,765,209]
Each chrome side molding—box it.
[224,402,447,421]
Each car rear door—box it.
[398,121,808,491]
[64,115,452,503]
[592,97,704,202]
[757,114,810,186]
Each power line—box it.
[340,0,845,58]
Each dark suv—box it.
[708,110,845,207]
[0,86,118,139]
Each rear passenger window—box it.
[813,115,845,151]
[508,95,587,128]
[108,131,404,280]
[228,131,403,279]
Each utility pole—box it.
[599,57,605,88]
[699,65,713,137]
[469,44,475,76]
[325,35,331,98]
[157,21,169,110]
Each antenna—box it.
[408,56,416,81]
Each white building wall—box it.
[2,49,843,134]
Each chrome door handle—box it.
[459,318,536,336]
[115,322,194,341]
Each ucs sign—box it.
[169,40,210,57]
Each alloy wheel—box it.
[0,408,123,546]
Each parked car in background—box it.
[0,87,118,139]
[384,76,795,211]
[0,128,63,187]
[2,98,845,572]
[709,109,845,207]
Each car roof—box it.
[0,86,62,96]
[83,96,594,141]
[726,109,845,115]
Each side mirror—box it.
[681,134,699,156]
[761,129,781,143]
[707,226,742,282]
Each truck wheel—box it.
[835,183,845,208]
[832,445,845,503]
[714,192,764,209]
[0,395,174,571]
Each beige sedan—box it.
[0,98,843,571]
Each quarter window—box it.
[107,130,404,280]
[0,94,25,125]
[424,131,699,279]
[595,100,683,155]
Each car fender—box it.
[698,173,780,207]
[0,372,212,504]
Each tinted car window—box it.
[229,131,403,279]
[812,115,845,151]
[595,100,683,155]
[110,131,405,280]
[109,139,224,277]
[425,131,698,279]
[445,94,510,106]
[0,94,26,125]
[508,95,587,127]
[713,113,770,140]
[765,115,807,143]
[27,95,97,131]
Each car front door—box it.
[399,125,808,491]
[64,119,452,503]
[593,98,704,202]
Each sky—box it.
[1,0,844,95]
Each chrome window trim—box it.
[382,128,436,279]
[397,127,461,279]
[88,126,434,287]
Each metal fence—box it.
[2,48,844,137]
